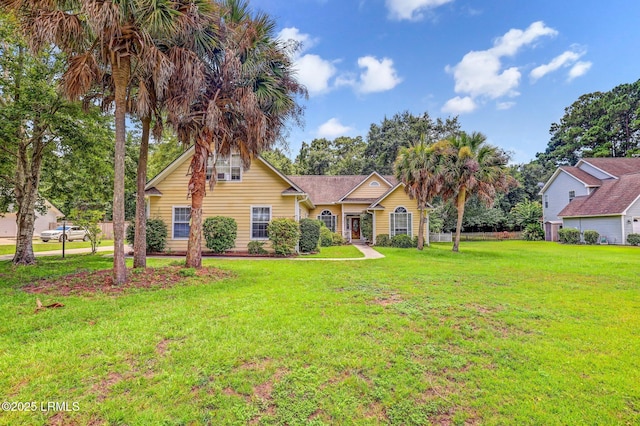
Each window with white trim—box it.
[318,210,336,232]
[173,207,190,239]
[390,206,412,237]
[251,206,271,240]
[569,190,575,202]
[369,181,380,187]
[206,153,242,181]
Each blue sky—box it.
[251,0,640,164]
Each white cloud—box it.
[317,118,354,138]
[568,61,592,81]
[530,50,583,81]
[386,0,454,21]
[294,54,337,96]
[441,96,477,114]
[496,101,516,110]
[277,27,317,54]
[356,56,402,93]
[444,21,557,112]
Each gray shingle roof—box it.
[581,157,640,178]
[559,173,640,217]
[287,175,398,205]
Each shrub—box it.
[70,208,104,254]
[627,233,640,246]
[360,213,373,242]
[522,223,544,241]
[558,228,580,244]
[268,218,300,256]
[331,232,344,246]
[126,218,168,253]
[299,218,321,253]
[412,235,419,248]
[376,234,391,247]
[583,230,599,245]
[391,234,414,248]
[203,217,237,253]
[247,240,268,255]
[320,226,334,247]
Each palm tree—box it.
[5,0,212,283]
[433,132,515,252]
[166,0,305,268]
[394,135,441,250]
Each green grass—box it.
[303,244,365,258]
[0,240,114,256]
[0,241,639,425]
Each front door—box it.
[351,218,361,240]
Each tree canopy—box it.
[537,79,640,167]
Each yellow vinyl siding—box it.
[149,156,296,252]
[374,187,420,238]
[348,174,391,199]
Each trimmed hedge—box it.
[268,218,300,256]
[523,223,545,241]
[331,232,345,246]
[375,234,391,247]
[558,228,580,244]
[320,226,333,247]
[583,230,599,245]
[299,218,321,253]
[627,233,640,246]
[247,240,267,255]
[203,217,237,253]
[391,234,413,248]
[125,218,168,253]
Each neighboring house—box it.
[0,199,63,238]
[539,157,640,244]
[145,146,422,252]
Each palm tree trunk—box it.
[417,207,424,250]
[133,115,150,268]
[185,139,207,268]
[111,55,130,284]
[453,188,466,252]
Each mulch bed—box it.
[22,266,231,296]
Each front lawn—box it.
[0,241,638,425]
[0,240,114,256]
[303,244,364,258]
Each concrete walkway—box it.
[0,242,384,262]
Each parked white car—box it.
[40,226,88,242]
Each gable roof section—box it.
[579,157,640,178]
[338,172,392,202]
[539,166,601,195]
[287,175,365,205]
[558,173,640,217]
[145,145,307,196]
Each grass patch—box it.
[0,240,114,256]
[303,244,365,258]
[0,241,639,424]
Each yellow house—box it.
[145,146,424,252]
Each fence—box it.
[428,231,523,242]
[429,232,453,242]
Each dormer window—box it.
[206,153,242,181]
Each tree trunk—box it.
[13,140,43,265]
[133,115,151,268]
[417,207,424,250]
[185,139,208,268]
[111,55,131,284]
[452,188,466,252]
